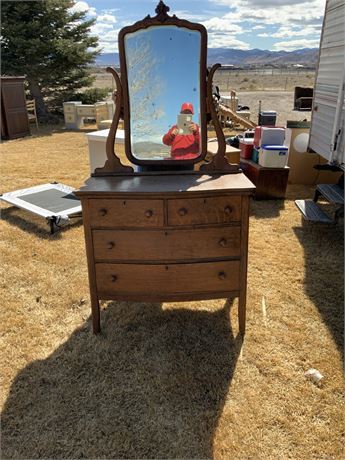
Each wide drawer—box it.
[92,226,241,261]
[95,260,240,295]
[167,196,241,226]
[88,199,164,227]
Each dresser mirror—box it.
[124,26,202,163]
[94,0,239,175]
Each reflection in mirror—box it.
[124,25,201,161]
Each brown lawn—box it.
[0,119,343,459]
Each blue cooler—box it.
[259,145,288,168]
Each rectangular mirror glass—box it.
[124,25,202,162]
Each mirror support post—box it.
[201,64,241,174]
[93,67,134,176]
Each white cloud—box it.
[90,22,114,35]
[207,33,251,49]
[202,17,244,33]
[201,17,251,48]
[98,14,117,24]
[173,10,210,21]
[70,1,97,17]
[96,28,121,53]
[268,25,321,38]
[273,37,321,50]
[252,25,265,29]
[211,0,325,26]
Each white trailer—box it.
[308,0,345,167]
[295,0,344,223]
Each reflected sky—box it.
[124,26,201,159]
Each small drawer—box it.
[92,226,241,261]
[95,260,240,296]
[167,196,241,226]
[88,199,164,228]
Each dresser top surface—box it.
[76,173,255,196]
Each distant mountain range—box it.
[94,47,318,68]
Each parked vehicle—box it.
[295,0,344,223]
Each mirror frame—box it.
[118,2,208,167]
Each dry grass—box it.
[0,122,343,459]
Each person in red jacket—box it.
[162,102,200,160]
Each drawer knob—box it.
[178,207,188,216]
[218,271,226,280]
[111,275,117,283]
[99,208,107,217]
[107,241,115,249]
[219,238,227,247]
[145,209,153,218]
[224,205,233,215]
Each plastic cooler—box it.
[254,126,285,148]
[239,138,254,158]
[259,145,289,168]
[258,111,277,126]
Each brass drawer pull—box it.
[178,207,188,216]
[111,275,117,283]
[219,238,227,247]
[145,209,153,218]
[107,241,115,249]
[99,208,108,217]
[218,271,226,280]
[224,205,233,215]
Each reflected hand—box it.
[189,123,197,134]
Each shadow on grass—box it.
[294,221,344,358]
[1,300,241,459]
[250,198,286,218]
[0,206,83,239]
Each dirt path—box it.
[235,91,312,127]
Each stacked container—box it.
[252,125,288,167]
[239,129,255,159]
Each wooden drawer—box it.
[92,226,241,261]
[88,199,164,227]
[95,260,240,296]
[167,196,241,226]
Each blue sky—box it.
[125,26,201,143]
[71,0,325,53]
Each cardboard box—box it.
[285,121,342,184]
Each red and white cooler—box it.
[254,126,285,148]
[239,138,254,158]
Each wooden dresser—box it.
[76,173,255,334]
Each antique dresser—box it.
[75,1,255,334]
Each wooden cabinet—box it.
[1,76,30,140]
[240,158,289,200]
[75,173,255,335]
